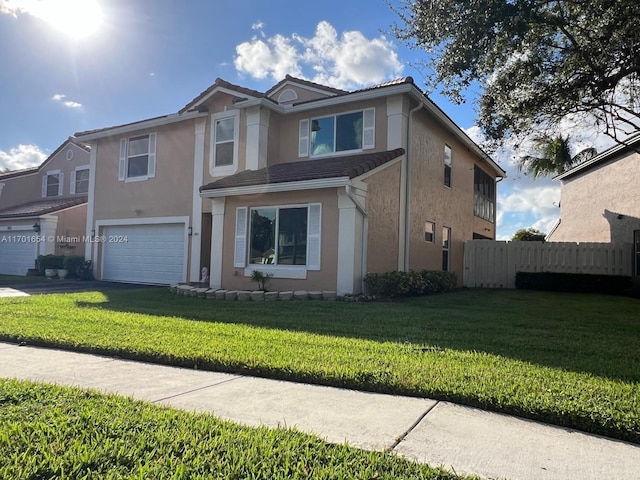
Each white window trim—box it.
[301,108,375,159]
[240,202,322,278]
[210,109,240,177]
[424,221,435,243]
[71,165,90,195]
[42,169,63,198]
[119,133,157,183]
[444,144,452,188]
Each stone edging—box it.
[170,284,340,301]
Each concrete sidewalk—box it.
[0,342,638,480]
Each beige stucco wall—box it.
[54,204,87,257]
[406,112,497,283]
[269,84,337,104]
[363,161,402,273]
[92,121,196,222]
[548,151,640,243]
[219,189,339,291]
[0,142,90,210]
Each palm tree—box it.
[518,135,596,178]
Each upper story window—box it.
[119,133,156,182]
[299,108,375,158]
[444,144,452,188]
[71,166,90,194]
[42,170,63,197]
[211,110,239,176]
[424,221,435,243]
[473,166,496,222]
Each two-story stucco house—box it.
[0,138,90,275]
[75,76,505,294]
[547,133,640,277]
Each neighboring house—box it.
[75,75,505,294]
[0,138,90,275]
[547,133,640,277]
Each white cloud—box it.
[0,144,46,171]
[52,93,82,108]
[234,20,403,89]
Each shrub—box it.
[36,254,64,274]
[364,270,457,298]
[62,256,85,279]
[515,271,632,295]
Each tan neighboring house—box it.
[547,133,640,277]
[0,138,90,275]
[75,76,505,294]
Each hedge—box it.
[515,271,632,295]
[364,270,457,298]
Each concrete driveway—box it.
[0,280,156,297]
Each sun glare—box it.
[35,0,104,39]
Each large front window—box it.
[306,108,374,157]
[474,166,496,222]
[250,207,308,266]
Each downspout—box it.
[345,184,368,294]
[404,103,424,271]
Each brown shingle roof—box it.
[265,74,347,97]
[200,148,405,192]
[0,196,87,219]
[180,78,266,114]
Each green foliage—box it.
[36,255,64,274]
[392,0,640,145]
[515,272,632,295]
[364,270,457,298]
[518,135,598,179]
[250,269,272,291]
[511,228,546,242]
[0,379,465,480]
[62,256,85,279]
[2,288,638,442]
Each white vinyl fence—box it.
[464,240,633,288]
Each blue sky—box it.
[0,0,614,239]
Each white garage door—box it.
[102,223,186,284]
[0,232,38,276]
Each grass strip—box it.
[0,288,638,443]
[0,379,471,479]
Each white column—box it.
[85,141,97,262]
[337,189,364,295]
[246,106,270,171]
[190,118,207,282]
[209,197,225,290]
[39,216,59,256]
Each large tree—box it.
[518,134,597,177]
[391,0,640,146]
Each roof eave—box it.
[75,111,208,141]
[200,177,351,198]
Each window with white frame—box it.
[42,170,63,197]
[444,144,452,187]
[299,108,375,157]
[424,221,435,243]
[442,226,451,271]
[71,166,90,194]
[119,133,156,181]
[234,204,322,272]
[211,110,239,175]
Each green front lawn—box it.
[0,288,639,443]
[0,274,51,285]
[0,379,468,479]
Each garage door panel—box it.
[0,233,38,276]
[102,224,185,284]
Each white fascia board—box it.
[76,112,208,141]
[95,216,190,227]
[268,81,341,99]
[200,177,350,198]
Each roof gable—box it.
[0,138,89,180]
[180,78,266,114]
[265,75,346,104]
